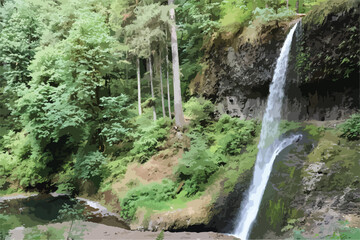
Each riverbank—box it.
[9,221,238,240]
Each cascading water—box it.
[232,22,300,240]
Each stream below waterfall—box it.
[0,194,129,230]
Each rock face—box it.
[249,130,360,239]
[193,0,359,121]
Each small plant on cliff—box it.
[340,113,360,141]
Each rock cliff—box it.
[192,0,359,121]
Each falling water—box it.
[232,22,299,240]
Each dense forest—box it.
[0,0,359,239]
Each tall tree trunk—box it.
[286,0,289,9]
[137,58,142,115]
[166,42,172,119]
[149,56,157,121]
[168,0,185,127]
[296,0,299,13]
[159,51,166,118]
[146,59,150,88]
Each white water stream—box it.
[232,23,299,240]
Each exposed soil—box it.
[111,148,183,199]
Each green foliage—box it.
[99,95,133,146]
[0,131,50,187]
[23,226,65,240]
[131,115,172,163]
[304,124,324,140]
[0,214,11,240]
[340,114,360,141]
[120,179,176,220]
[56,199,89,223]
[219,0,254,28]
[0,0,41,94]
[56,198,89,239]
[330,225,360,239]
[74,150,106,181]
[281,218,299,233]
[252,6,295,23]
[176,0,220,88]
[106,156,132,181]
[176,134,219,196]
[156,230,165,240]
[209,114,257,155]
[279,120,301,135]
[303,0,357,26]
[184,97,214,125]
[0,212,22,240]
[222,144,258,194]
[175,114,257,196]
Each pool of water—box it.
[0,194,129,230]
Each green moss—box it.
[304,125,325,140]
[222,143,258,194]
[305,129,360,191]
[303,0,358,26]
[266,199,286,229]
[279,120,301,135]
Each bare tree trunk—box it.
[166,42,172,119]
[137,58,142,115]
[168,0,185,127]
[286,0,289,9]
[159,51,166,118]
[146,59,150,88]
[149,56,157,121]
[296,0,299,13]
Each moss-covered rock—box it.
[197,0,359,121]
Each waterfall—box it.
[232,22,299,240]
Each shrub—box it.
[184,97,214,126]
[74,150,106,182]
[120,179,176,220]
[340,114,360,141]
[1,131,50,187]
[131,116,172,163]
[209,114,257,155]
[99,95,133,146]
[176,134,218,196]
[252,7,295,23]
[219,0,253,29]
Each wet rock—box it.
[193,1,359,121]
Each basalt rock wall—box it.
[192,0,359,121]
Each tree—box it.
[137,58,142,115]
[159,50,166,118]
[0,1,41,107]
[168,0,185,127]
[166,39,172,119]
[149,54,157,121]
[176,0,220,96]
